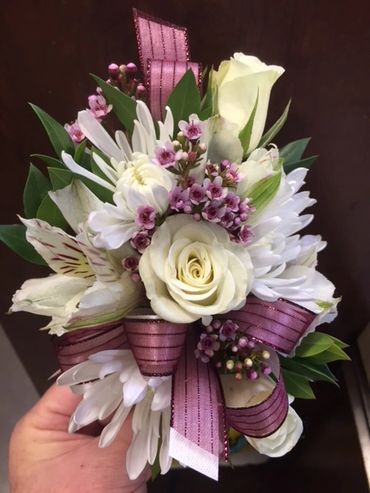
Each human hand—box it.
[9,384,148,493]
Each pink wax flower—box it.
[130,230,151,253]
[122,256,139,272]
[219,320,238,342]
[88,94,112,119]
[203,176,227,200]
[178,114,203,141]
[169,186,190,211]
[202,200,225,222]
[64,121,85,143]
[224,192,240,212]
[195,333,220,363]
[189,183,206,205]
[136,205,156,230]
[153,142,177,167]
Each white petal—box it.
[99,401,131,448]
[62,151,115,192]
[78,110,123,163]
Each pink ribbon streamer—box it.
[169,327,228,480]
[133,8,202,120]
[224,296,315,355]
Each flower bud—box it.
[126,62,137,74]
[108,63,120,77]
[244,357,253,368]
[226,359,235,370]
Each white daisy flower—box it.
[57,349,172,479]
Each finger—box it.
[29,384,82,431]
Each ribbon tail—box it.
[169,327,227,480]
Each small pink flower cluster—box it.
[129,205,157,254]
[169,162,254,244]
[65,60,145,144]
[65,87,112,143]
[195,319,273,381]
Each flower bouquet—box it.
[1,9,349,481]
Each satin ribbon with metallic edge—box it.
[222,296,316,355]
[53,321,128,371]
[123,316,188,376]
[169,326,228,481]
[133,8,202,120]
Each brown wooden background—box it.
[0,1,369,491]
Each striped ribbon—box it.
[133,8,202,121]
[53,321,129,371]
[223,296,316,355]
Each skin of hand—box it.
[9,384,149,493]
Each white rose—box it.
[245,405,303,457]
[89,153,175,249]
[212,53,284,154]
[139,215,253,323]
[237,146,280,197]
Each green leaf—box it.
[36,194,69,230]
[167,69,201,129]
[259,99,291,148]
[30,104,74,157]
[282,369,316,399]
[239,93,259,156]
[48,168,74,190]
[284,155,318,173]
[23,164,52,218]
[0,224,46,265]
[295,331,334,358]
[74,140,90,169]
[31,154,65,169]
[281,357,338,385]
[248,169,281,212]
[326,334,349,349]
[200,68,214,120]
[312,345,351,364]
[92,75,136,133]
[280,138,311,165]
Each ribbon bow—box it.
[55,296,314,480]
[133,8,202,121]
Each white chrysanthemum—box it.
[246,167,338,321]
[57,349,172,479]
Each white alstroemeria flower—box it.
[57,349,172,479]
[212,53,284,155]
[139,214,253,323]
[10,218,143,334]
[246,167,339,324]
[237,146,280,197]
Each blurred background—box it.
[0,0,369,491]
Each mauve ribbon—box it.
[53,321,129,371]
[226,371,289,438]
[169,327,228,481]
[223,296,316,355]
[133,8,202,120]
[123,318,187,376]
